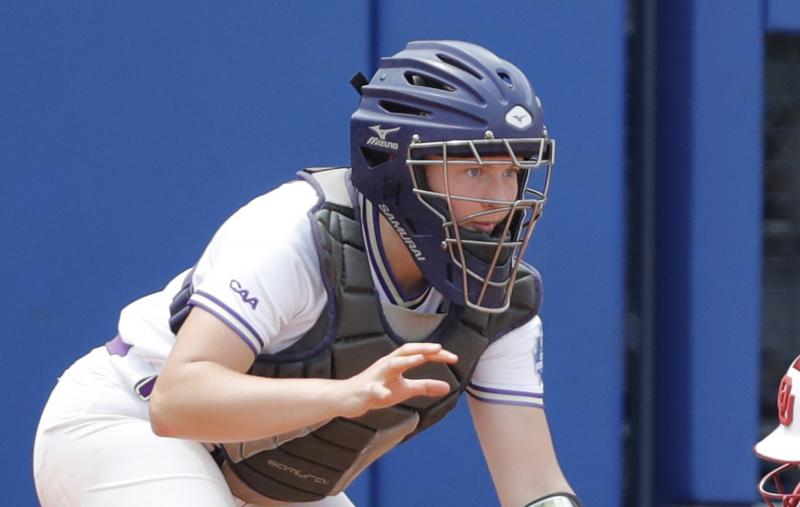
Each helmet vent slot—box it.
[379,100,431,117]
[360,147,394,167]
[497,71,513,86]
[436,53,482,80]
[404,72,455,92]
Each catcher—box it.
[33,40,578,507]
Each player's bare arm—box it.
[151,306,457,442]
[469,397,575,507]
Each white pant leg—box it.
[34,348,357,507]
[33,348,238,507]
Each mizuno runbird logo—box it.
[369,125,400,140]
[367,125,400,150]
[505,105,533,129]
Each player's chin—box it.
[463,222,499,234]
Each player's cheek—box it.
[456,202,479,223]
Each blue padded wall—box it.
[3,2,626,505]
[656,0,761,502]
[0,2,370,504]
[768,0,800,31]
[376,2,627,506]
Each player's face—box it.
[424,156,520,233]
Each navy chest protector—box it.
[169,167,542,502]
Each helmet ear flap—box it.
[382,179,402,207]
[360,146,395,168]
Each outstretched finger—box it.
[403,378,452,399]
[385,350,458,375]
[391,342,444,357]
[390,343,458,364]
[422,349,458,364]
[385,354,427,375]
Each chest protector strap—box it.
[218,167,542,502]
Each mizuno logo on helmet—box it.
[369,125,400,140]
[367,125,400,150]
[505,105,533,129]
[378,203,426,261]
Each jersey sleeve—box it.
[187,181,326,356]
[466,315,545,408]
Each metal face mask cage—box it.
[760,463,800,507]
[407,132,555,313]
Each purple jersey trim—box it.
[192,290,265,349]
[467,382,543,399]
[134,375,158,400]
[466,390,545,408]
[362,200,400,305]
[188,300,260,356]
[105,335,132,356]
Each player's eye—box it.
[466,167,481,177]
[505,167,520,178]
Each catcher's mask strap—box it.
[350,72,369,94]
[524,493,582,507]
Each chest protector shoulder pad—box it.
[219,167,542,502]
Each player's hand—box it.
[337,343,458,418]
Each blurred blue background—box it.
[3,1,797,505]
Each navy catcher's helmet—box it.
[350,40,555,312]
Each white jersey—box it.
[113,179,545,408]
